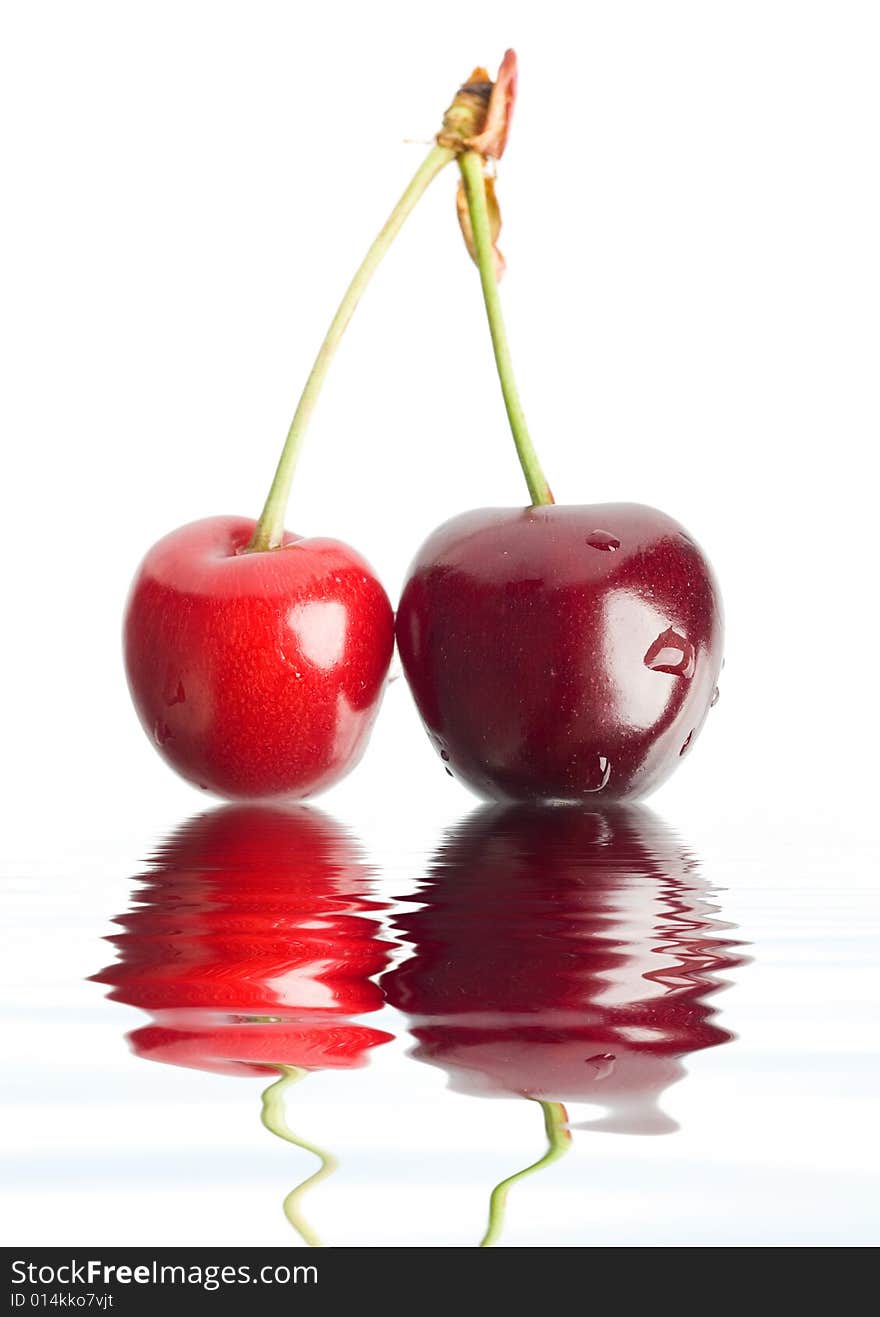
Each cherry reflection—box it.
[383,805,746,1246]
[91,804,393,1246]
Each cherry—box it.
[397,504,722,802]
[396,62,724,802]
[121,71,481,799]
[383,805,745,1243]
[125,518,394,799]
[92,803,394,1244]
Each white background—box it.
[2,1,879,1247]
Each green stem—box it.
[248,143,456,553]
[479,1100,571,1248]
[458,149,554,507]
[260,1065,339,1248]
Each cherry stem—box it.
[479,1099,571,1247]
[248,142,456,553]
[260,1065,339,1248]
[458,150,554,507]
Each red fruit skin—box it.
[91,804,394,1077]
[383,806,745,1133]
[124,516,394,799]
[396,503,723,803]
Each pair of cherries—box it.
[94,803,744,1246]
[123,53,723,806]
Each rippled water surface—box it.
[3,799,878,1247]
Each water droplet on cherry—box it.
[440,750,450,762]
[445,766,453,777]
[680,730,694,755]
[584,755,612,791]
[153,720,173,746]
[586,530,621,552]
[644,627,695,678]
[586,1052,617,1079]
[710,685,720,707]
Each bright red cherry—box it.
[124,518,393,800]
[120,67,490,799]
[92,803,395,1075]
[397,503,722,802]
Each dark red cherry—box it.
[396,504,723,802]
[383,804,745,1133]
